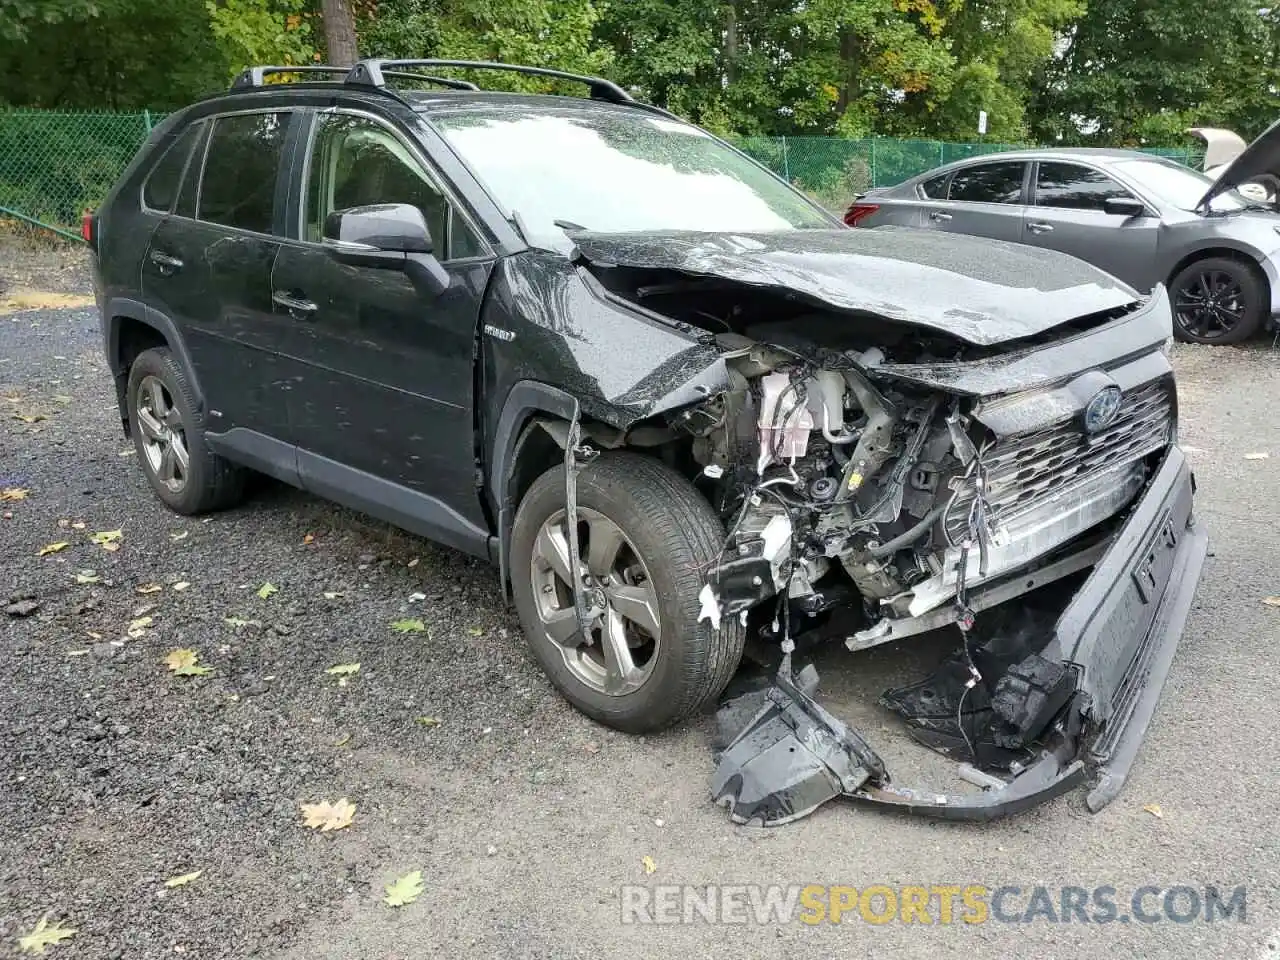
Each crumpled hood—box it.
[571,227,1141,347]
[1196,117,1280,209]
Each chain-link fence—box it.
[0,109,1203,237]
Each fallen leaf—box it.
[171,530,188,541]
[101,542,120,553]
[299,798,356,832]
[38,541,69,556]
[70,521,85,530]
[407,557,419,568]
[133,603,157,617]
[52,395,72,404]
[0,487,29,501]
[89,529,122,547]
[322,591,344,600]
[163,648,213,676]
[17,914,76,954]
[415,716,441,727]
[118,449,135,457]
[467,626,483,637]
[1244,452,1270,460]
[74,570,99,584]
[302,533,314,544]
[128,615,154,632]
[172,581,191,591]
[163,870,202,888]
[383,870,424,908]
[325,663,361,677]
[641,855,657,875]
[334,733,352,747]
[391,618,426,634]
[66,649,90,657]
[13,412,46,423]
[136,583,163,595]
[224,616,260,629]
[1262,596,1280,608]
[256,582,278,599]
[1142,803,1163,819]
[408,591,427,603]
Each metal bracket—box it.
[563,407,599,635]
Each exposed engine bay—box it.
[572,255,1190,827]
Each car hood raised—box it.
[1196,117,1280,209]
[571,227,1140,347]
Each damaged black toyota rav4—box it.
[90,60,1206,826]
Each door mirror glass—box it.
[323,203,433,253]
[1102,196,1147,217]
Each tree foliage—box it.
[1,0,1277,147]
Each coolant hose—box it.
[868,503,947,559]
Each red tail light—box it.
[81,209,95,246]
[844,202,880,227]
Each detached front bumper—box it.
[712,446,1207,824]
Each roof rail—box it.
[231,65,347,89]
[345,59,635,105]
[381,71,479,91]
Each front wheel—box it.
[1170,257,1266,344]
[510,452,745,733]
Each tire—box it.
[510,452,745,733]
[126,346,246,514]
[1170,256,1266,344]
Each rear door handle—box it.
[929,211,952,222]
[272,290,318,318]
[1027,221,1054,234]
[149,250,183,274]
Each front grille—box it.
[945,378,1174,544]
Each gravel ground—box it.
[2,245,1279,959]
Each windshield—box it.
[1112,158,1247,212]
[432,106,833,251]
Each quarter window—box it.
[1035,161,1137,211]
[948,162,1026,204]
[304,114,482,259]
[919,172,950,199]
[142,122,203,213]
[198,112,290,233]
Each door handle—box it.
[149,250,183,275]
[929,211,953,222]
[1027,221,1054,234]
[272,290,318,318]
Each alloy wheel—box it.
[1174,269,1247,340]
[135,375,190,494]
[529,506,662,696]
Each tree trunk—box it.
[837,27,859,113]
[322,0,359,67]
[724,2,738,84]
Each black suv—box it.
[91,60,1205,823]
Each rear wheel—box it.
[127,347,246,514]
[510,452,745,733]
[1170,256,1266,344]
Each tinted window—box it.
[1035,161,1136,211]
[173,122,208,219]
[304,113,482,259]
[948,162,1025,204]
[142,123,202,212]
[919,172,949,199]
[198,112,289,233]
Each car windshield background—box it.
[1035,161,1136,210]
[198,112,289,233]
[947,162,1025,203]
[305,114,482,259]
[431,107,832,251]
[1113,158,1247,212]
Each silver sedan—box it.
[845,138,1280,344]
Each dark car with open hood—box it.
[88,60,1206,827]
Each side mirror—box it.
[321,202,450,297]
[323,202,432,254]
[1103,196,1147,218]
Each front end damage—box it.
[575,232,1208,826]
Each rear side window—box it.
[142,123,203,213]
[948,162,1025,204]
[1035,161,1137,211]
[919,172,949,199]
[174,122,209,219]
[198,112,290,233]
